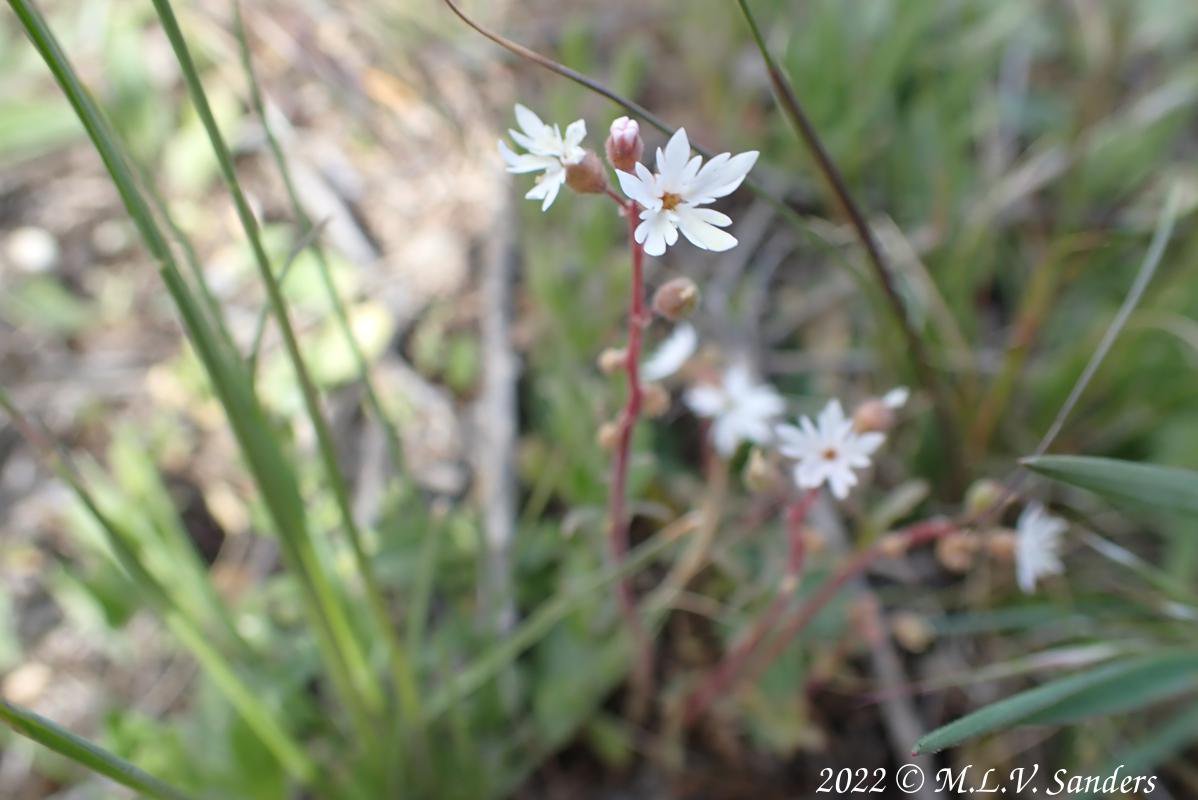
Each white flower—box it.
[882,386,910,409]
[1015,503,1066,593]
[775,400,885,500]
[684,363,784,457]
[615,128,758,257]
[641,323,698,382]
[498,104,587,211]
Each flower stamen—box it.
[660,192,684,211]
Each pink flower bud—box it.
[605,116,644,172]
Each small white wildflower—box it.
[615,128,758,257]
[684,363,784,457]
[498,104,586,211]
[1015,502,1066,593]
[882,386,910,409]
[776,400,885,500]
[641,323,698,382]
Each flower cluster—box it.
[499,104,1069,596]
[499,105,757,256]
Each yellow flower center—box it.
[660,192,683,211]
[822,447,840,461]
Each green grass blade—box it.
[7,0,374,741]
[232,0,406,477]
[1023,651,1198,724]
[1023,455,1198,516]
[148,0,386,718]
[0,699,197,800]
[914,653,1198,754]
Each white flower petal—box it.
[637,211,674,257]
[674,206,738,251]
[883,386,910,409]
[616,169,657,208]
[685,384,726,417]
[642,323,698,381]
[563,119,587,150]
[514,104,546,138]
[658,128,692,187]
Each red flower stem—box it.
[683,488,818,725]
[748,518,957,685]
[608,198,652,699]
[686,515,958,725]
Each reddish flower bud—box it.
[565,150,608,195]
[852,398,896,433]
[652,277,700,322]
[597,347,627,375]
[641,383,671,418]
[605,116,644,172]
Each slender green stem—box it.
[147,0,383,721]
[0,699,198,800]
[734,0,963,484]
[231,4,421,723]
[233,0,406,477]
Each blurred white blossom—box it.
[685,363,783,457]
[616,128,757,256]
[498,104,586,211]
[882,386,910,409]
[776,400,884,500]
[1016,503,1066,593]
[641,323,698,382]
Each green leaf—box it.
[1023,651,1198,724]
[1022,455,1198,516]
[914,652,1198,754]
[0,700,197,800]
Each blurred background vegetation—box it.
[1,0,1197,797]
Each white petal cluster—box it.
[616,129,758,257]
[498,104,587,211]
[641,323,698,382]
[684,363,784,457]
[775,400,885,500]
[1015,503,1066,593]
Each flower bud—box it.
[597,347,627,375]
[965,478,1005,518]
[936,531,978,574]
[891,612,935,653]
[605,116,644,172]
[877,533,910,560]
[742,447,783,494]
[984,528,1017,562]
[565,151,608,195]
[597,421,621,451]
[642,383,671,418]
[652,277,700,322]
[853,398,896,433]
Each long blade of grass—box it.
[147,0,389,719]
[6,0,374,741]
[0,699,198,800]
[1030,185,1180,458]
[231,0,420,721]
[1023,455,1198,516]
[733,0,962,479]
[914,652,1198,754]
